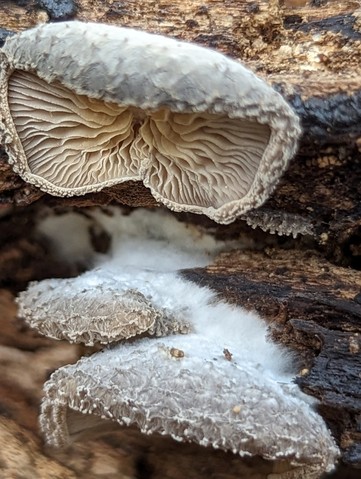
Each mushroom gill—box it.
[0,21,301,223]
[143,110,270,209]
[8,71,140,186]
[8,70,270,211]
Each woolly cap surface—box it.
[41,335,339,478]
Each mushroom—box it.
[17,207,339,476]
[17,279,191,345]
[0,21,301,224]
[40,335,339,479]
[16,207,228,345]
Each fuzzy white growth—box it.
[19,208,283,373]
[91,207,226,270]
[37,211,95,265]
[17,207,339,475]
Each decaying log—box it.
[184,248,361,469]
[1,0,361,266]
[0,1,360,478]
[1,213,361,477]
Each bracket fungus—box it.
[0,21,301,223]
[17,208,228,345]
[17,208,339,478]
[41,335,339,479]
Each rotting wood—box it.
[184,247,361,470]
[0,1,360,478]
[1,0,361,266]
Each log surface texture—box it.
[0,1,360,479]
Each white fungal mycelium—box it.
[18,208,241,344]
[17,208,339,478]
[0,21,301,224]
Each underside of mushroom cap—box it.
[40,335,339,478]
[0,21,301,224]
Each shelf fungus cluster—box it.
[0,21,301,223]
[17,208,339,478]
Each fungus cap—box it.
[18,280,162,345]
[0,22,301,224]
[40,335,339,478]
[17,207,338,476]
[17,272,192,345]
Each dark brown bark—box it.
[1,1,361,266]
[184,248,361,468]
[0,1,360,478]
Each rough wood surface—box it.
[184,248,361,469]
[1,222,360,478]
[0,0,361,266]
[0,1,360,478]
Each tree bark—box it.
[0,1,360,478]
[184,247,361,469]
[1,0,361,265]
